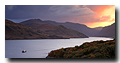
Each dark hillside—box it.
[5,19,49,39]
[21,19,100,37]
[95,23,115,38]
[21,19,88,38]
[47,39,115,58]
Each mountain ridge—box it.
[5,19,88,40]
[20,19,88,38]
[5,19,49,39]
[95,23,115,38]
[20,19,115,38]
[21,19,100,37]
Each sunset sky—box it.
[5,5,115,28]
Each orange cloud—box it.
[49,5,115,28]
[100,15,111,21]
[82,5,115,28]
[86,5,114,15]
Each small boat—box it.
[22,50,27,53]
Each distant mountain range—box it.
[95,23,115,38]
[21,19,97,36]
[20,19,88,38]
[5,18,115,40]
[93,27,103,31]
[5,19,88,40]
[21,19,115,38]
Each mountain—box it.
[93,27,103,31]
[95,23,115,38]
[5,19,51,39]
[21,19,115,37]
[6,19,88,40]
[21,19,100,37]
[40,20,115,37]
[43,20,101,37]
[59,22,100,37]
[20,19,88,38]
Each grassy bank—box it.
[47,39,115,58]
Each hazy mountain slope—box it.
[42,20,100,37]
[93,27,103,31]
[20,19,115,38]
[95,23,115,38]
[60,22,100,37]
[22,19,115,37]
[43,20,101,37]
[43,20,114,37]
[21,19,100,37]
[21,19,88,38]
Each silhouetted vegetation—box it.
[47,39,115,58]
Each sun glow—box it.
[85,21,115,28]
[87,5,115,28]
[98,21,115,27]
[101,6,115,20]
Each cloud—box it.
[49,5,96,17]
[5,5,53,19]
[6,5,17,11]
[111,18,115,21]
[85,5,114,15]
[48,5,114,24]
[5,5,115,28]
[100,15,111,21]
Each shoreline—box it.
[6,36,115,40]
[46,39,115,58]
[5,37,89,40]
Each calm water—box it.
[5,37,113,58]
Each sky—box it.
[5,5,115,28]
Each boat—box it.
[22,50,27,53]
